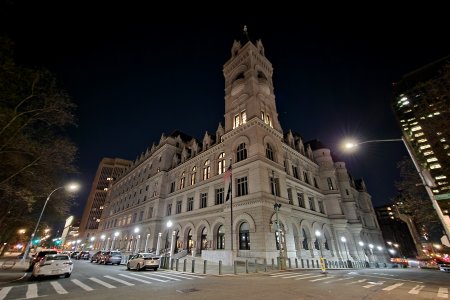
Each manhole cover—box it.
[176,288,200,294]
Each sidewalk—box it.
[0,252,29,285]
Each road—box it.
[0,260,449,299]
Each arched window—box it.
[236,143,247,162]
[266,143,274,161]
[201,228,208,251]
[239,222,250,250]
[191,166,196,185]
[217,225,225,250]
[302,229,309,250]
[217,152,226,175]
[203,160,211,180]
[179,172,185,189]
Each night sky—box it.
[2,3,449,220]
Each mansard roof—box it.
[169,130,194,143]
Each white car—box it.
[127,253,160,271]
[32,254,73,278]
[439,264,450,272]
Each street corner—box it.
[0,271,28,286]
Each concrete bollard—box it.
[255,259,258,273]
[234,260,237,275]
[245,260,249,273]
[170,258,174,270]
[183,259,187,272]
[176,259,179,271]
[191,259,195,273]
[301,259,304,268]
[219,260,222,275]
[203,260,207,274]
[264,258,267,272]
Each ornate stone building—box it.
[96,36,388,265]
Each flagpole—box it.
[230,159,233,252]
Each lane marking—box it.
[382,283,404,291]
[50,281,68,294]
[118,274,153,284]
[438,287,448,298]
[89,277,116,288]
[26,283,38,298]
[295,275,324,280]
[104,275,135,286]
[130,273,168,282]
[325,277,354,283]
[144,273,181,281]
[72,279,94,291]
[162,270,205,279]
[280,273,315,279]
[310,276,334,282]
[0,287,12,300]
[408,285,425,295]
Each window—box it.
[218,153,226,174]
[203,160,211,180]
[266,143,274,161]
[313,177,318,188]
[302,229,309,250]
[241,110,247,124]
[187,197,194,211]
[148,207,153,219]
[233,110,247,129]
[236,143,247,162]
[170,182,175,193]
[237,177,248,197]
[292,166,299,179]
[217,225,225,250]
[303,171,310,184]
[287,188,293,204]
[327,178,334,190]
[345,189,349,195]
[191,167,196,185]
[180,172,185,189]
[270,176,280,196]
[139,211,144,221]
[176,200,182,214]
[200,193,207,208]
[308,197,315,211]
[215,188,224,205]
[318,200,325,214]
[234,114,240,129]
[297,192,305,207]
[239,222,250,250]
[166,203,172,216]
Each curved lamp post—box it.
[341,137,450,241]
[22,183,79,262]
[315,230,326,273]
[341,236,350,261]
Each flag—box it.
[224,164,232,201]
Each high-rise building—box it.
[78,158,131,245]
[95,35,388,265]
[392,57,450,226]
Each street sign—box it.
[435,193,450,200]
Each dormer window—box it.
[233,110,247,129]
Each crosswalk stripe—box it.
[0,287,12,300]
[130,273,168,282]
[310,276,334,282]
[325,277,354,283]
[270,272,297,277]
[363,284,375,289]
[158,272,193,280]
[162,271,205,279]
[295,275,324,280]
[50,281,68,294]
[118,274,153,284]
[438,287,448,298]
[72,279,94,291]
[26,283,38,298]
[408,285,425,294]
[346,279,367,285]
[104,275,135,286]
[144,273,181,281]
[280,273,314,278]
[89,277,116,288]
[382,283,403,291]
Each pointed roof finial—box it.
[243,25,250,42]
[243,25,247,33]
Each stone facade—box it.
[95,38,388,265]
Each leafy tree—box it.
[0,36,78,250]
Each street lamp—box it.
[134,227,140,254]
[271,170,286,270]
[22,183,80,262]
[358,241,365,261]
[100,235,106,250]
[315,230,326,273]
[368,243,374,261]
[90,236,95,249]
[341,236,350,261]
[341,137,450,241]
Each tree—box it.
[0,36,78,248]
[394,157,442,238]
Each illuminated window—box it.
[414,132,424,137]
[411,126,422,132]
[437,132,442,136]
[434,112,440,115]
[241,111,247,124]
[233,110,247,129]
[423,150,434,156]
[203,160,211,180]
[427,157,438,163]
[217,152,226,175]
[440,138,447,142]
[410,122,418,125]
[191,166,196,185]
[418,138,428,143]
[430,163,441,169]
[435,175,447,180]
[180,172,185,189]
[234,114,240,129]
[419,144,431,150]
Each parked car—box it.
[28,249,58,271]
[99,251,122,265]
[90,251,104,263]
[439,264,450,272]
[31,254,73,279]
[76,251,90,260]
[127,253,160,271]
